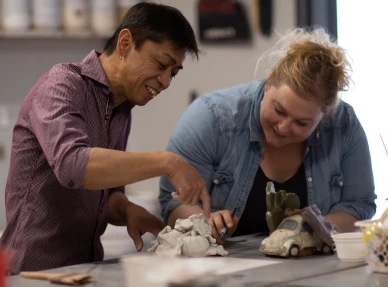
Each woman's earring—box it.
[119,54,122,60]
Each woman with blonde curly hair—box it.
[159,27,376,241]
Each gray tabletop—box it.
[8,234,375,287]
[275,265,388,287]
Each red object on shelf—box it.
[0,249,8,287]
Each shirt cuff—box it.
[328,202,370,220]
[163,199,183,224]
[65,146,92,189]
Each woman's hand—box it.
[324,212,359,233]
[208,210,239,244]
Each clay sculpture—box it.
[300,205,335,246]
[265,182,300,233]
[260,204,336,258]
[148,214,228,257]
[260,214,334,257]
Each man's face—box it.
[118,40,186,106]
[260,84,324,148]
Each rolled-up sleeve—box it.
[29,73,92,189]
[159,97,219,223]
[328,106,377,220]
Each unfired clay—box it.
[148,214,228,257]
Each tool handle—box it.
[220,207,237,238]
[20,272,59,280]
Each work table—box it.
[8,234,388,287]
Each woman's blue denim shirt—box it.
[159,81,376,223]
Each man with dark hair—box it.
[104,2,199,57]
[0,2,210,274]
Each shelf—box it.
[0,29,110,39]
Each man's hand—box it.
[125,202,166,251]
[208,210,239,244]
[167,154,211,218]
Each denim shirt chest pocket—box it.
[210,170,234,211]
[329,171,344,206]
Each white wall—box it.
[337,0,388,219]
[0,0,297,229]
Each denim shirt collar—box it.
[249,80,322,147]
[249,81,265,144]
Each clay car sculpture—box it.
[259,214,333,258]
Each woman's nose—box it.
[277,120,291,135]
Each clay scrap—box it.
[148,214,228,257]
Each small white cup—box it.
[331,232,367,262]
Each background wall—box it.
[0,0,297,230]
[126,0,296,194]
[337,0,388,219]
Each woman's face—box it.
[260,84,324,148]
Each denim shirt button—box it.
[339,181,343,186]
[307,177,313,182]
[213,179,220,184]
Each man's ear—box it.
[117,29,135,58]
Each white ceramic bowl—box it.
[331,232,367,262]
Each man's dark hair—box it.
[104,2,199,59]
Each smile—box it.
[146,85,158,98]
[274,129,287,138]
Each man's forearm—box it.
[167,204,204,227]
[324,212,359,233]
[84,148,173,190]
